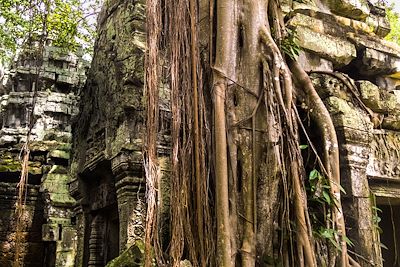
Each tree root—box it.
[290,60,351,267]
[260,25,316,267]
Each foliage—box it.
[385,3,400,46]
[308,169,332,205]
[281,28,301,61]
[307,168,353,251]
[0,0,102,64]
[369,193,388,252]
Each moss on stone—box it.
[0,159,21,172]
[49,150,70,160]
[105,240,146,267]
[56,143,72,151]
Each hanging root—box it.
[212,0,235,265]
[166,0,213,265]
[144,0,162,265]
[13,144,30,267]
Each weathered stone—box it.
[0,45,84,266]
[105,240,145,267]
[298,51,334,72]
[290,10,375,36]
[324,0,370,20]
[366,13,391,37]
[326,97,369,129]
[311,73,352,100]
[357,80,397,113]
[48,150,70,160]
[358,48,400,76]
[295,26,356,66]
[376,76,400,91]
[2,0,398,266]
[381,115,400,131]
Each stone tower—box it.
[0,46,86,267]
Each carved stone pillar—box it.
[338,128,380,266]
[69,177,89,267]
[312,74,381,266]
[112,151,145,251]
[88,215,105,267]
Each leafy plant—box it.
[281,28,301,60]
[308,169,331,204]
[385,3,400,46]
[0,0,102,64]
[307,168,354,252]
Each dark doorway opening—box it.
[43,242,56,267]
[103,207,120,264]
[379,204,400,267]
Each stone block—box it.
[48,94,69,103]
[39,71,56,81]
[359,48,400,76]
[60,227,77,250]
[376,76,400,91]
[50,193,76,206]
[324,0,370,20]
[357,80,397,113]
[105,240,145,267]
[297,51,333,72]
[382,115,400,131]
[48,150,70,160]
[311,73,352,100]
[326,96,369,129]
[57,74,78,85]
[42,224,57,241]
[366,13,391,38]
[295,26,356,66]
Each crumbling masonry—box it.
[1,0,400,266]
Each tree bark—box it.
[213,0,235,265]
[290,60,349,267]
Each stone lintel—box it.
[111,151,143,180]
[369,178,400,205]
[81,152,106,174]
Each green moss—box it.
[0,158,21,172]
[105,240,147,267]
[56,143,72,151]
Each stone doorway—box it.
[80,160,120,267]
[378,203,400,267]
[87,206,120,267]
[101,207,120,264]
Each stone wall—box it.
[0,46,86,267]
[69,1,151,266]
[283,0,400,265]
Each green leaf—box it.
[322,190,331,205]
[320,229,333,239]
[300,144,308,150]
[344,236,354,247]
[339,184,347,194]
[372,206,382,212]
[309,169,319,180]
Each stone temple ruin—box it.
[1,0,400,266]
[0,46,86,266]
